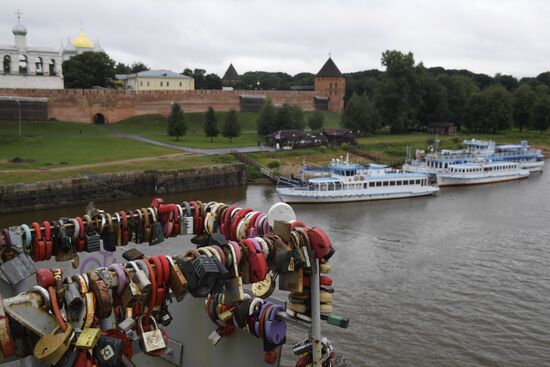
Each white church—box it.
[1,12,104,89]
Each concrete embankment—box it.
[0,163,246,214]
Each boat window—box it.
[416,179,420,184]
[369,182,375,187]
[397,181,402,186]
[383,181,389,187]
[390,181,395,186]
[363,183,368,189]
[375,181,381,187]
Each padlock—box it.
[158,300,173,327]
[33,323,74,365]
[121,278,142,308]
[0,246,36,286]
[93,335,123,367]
[178,255,222,298]
[223,244,245,303]
[6,226,23,249]
[133,209,144,244]
[64,278,83,319]
[129,261,152,295]
[118,308,136,333]
[102,214,117,252]
[149,210,165,246]
[75,327,101,349]
[113,212,122,247]
[138,316,166,353]
[83,215,101,253]
[279,268,303,293]
[167,255,188,302]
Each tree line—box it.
[342,50,550,135]
[167,104,241,143]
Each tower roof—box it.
[222,63,240,81]
[73,30,93,49]
[316,57,342,77]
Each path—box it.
[107,127,276,155]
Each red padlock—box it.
[242,239,268,283]
[306,227,332,258]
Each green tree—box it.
[512,84,536,131]
[341,93,380,136]
[374,50,419,133]
[222,109,241,143]
[416,71,449,128]
[465,85,513,133]
[193,69,207,89]
[257,98,277,135]
[182,68,193,77]
[129,62,149,73]
[167,103,186,141]
[439,74,478,130]
[308,111,325,131]
[275,104,294,130]
[62,51,116,88]
[205,73,222,89]
[204,107,219,142]
[530,94,550,133]
[289,105,305,130]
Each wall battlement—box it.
[0,87,342,123]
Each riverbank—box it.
[0,163,246,214]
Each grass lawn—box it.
[112,111,342,148]
[0,135,176,170]
[0,154,237,185]
[0,120,109,136]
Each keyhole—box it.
[41,347,49,354]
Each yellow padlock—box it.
[33,324,73,365]
[75,328,101,349]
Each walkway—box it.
[108,128,276,155]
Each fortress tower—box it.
[314,57,345,112]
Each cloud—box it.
[1,0,548,77]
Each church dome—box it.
[72,31,93,49]
[12,23,27,36]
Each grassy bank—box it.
[0,154,237,185]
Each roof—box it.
[222,63,239,81]
[266,130,308,139]
[321,128,354,137]
[127,70,193,79]
[316,57,343,77]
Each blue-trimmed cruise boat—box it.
[403,139,544,175]
[276,157,438,203]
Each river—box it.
[1,170,549,366]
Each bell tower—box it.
[13,10,27,50]
[314,56,345,112]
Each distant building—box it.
[118,70,195,91]
[222,63,240,86]
[61,29,105,61]
[0,14,63,89]
[321,128,356,146]
[265,129,328,149]
[314,57,346,112]
[427,122,457,136]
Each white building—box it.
[0,15,64,89]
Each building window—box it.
[329,83,332,89]
[35,57,43,75]
[179,82,182,87]
[140,81,143,87]
[3,55,11,73]
[166,81,169,86]
[19,54,28,74]
[49,59,56,76]
[160,81,163,87]
[147,81,150,86]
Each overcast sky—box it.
[1,0,549,78]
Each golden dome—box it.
[72,31,93,49]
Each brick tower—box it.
[314,57,345,112]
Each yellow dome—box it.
[72,31,93,49]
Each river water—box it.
[1,170,549,366]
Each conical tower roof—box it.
[222,63,240,82]
[316,57,342,77]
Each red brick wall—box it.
[314,76,346,112]
[0,86,344,123]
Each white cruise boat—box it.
[404,139,544,174]
[276,157,439,203]
[436,160,530,186]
